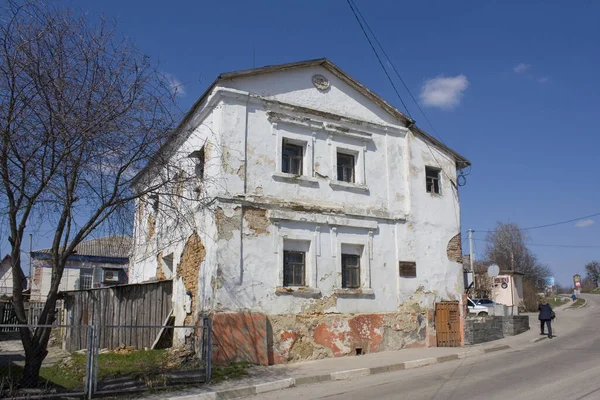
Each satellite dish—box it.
[487,264,500,277]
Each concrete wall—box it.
[129,63,467,363]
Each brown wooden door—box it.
[435,301,461,347]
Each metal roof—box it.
[32,236,131,259]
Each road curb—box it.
[167,344,511,400]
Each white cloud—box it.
[513,63,531,74]
[575,219,595,228]
[164,73,186,97]
[537,76,549,84]
[420,75,469,110]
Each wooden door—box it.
[435,301,461,347]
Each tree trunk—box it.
[21,343,49,388]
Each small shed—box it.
[493,270,524,310]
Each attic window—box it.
[425,167,441,194]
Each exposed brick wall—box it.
[446,233,462,263]
[177,233,205,325]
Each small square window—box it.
[283,250,305,286]
[342,254,360,288]
[425,167,441,194]
[399,261,417,278]
[282,141,303,175]
[337,153,355,183]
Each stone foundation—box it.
[464,315,529,345]
[209,311,429,365]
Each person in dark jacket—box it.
[538,300,553,338]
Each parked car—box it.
[467,297,493,316]
[474,298,496,307]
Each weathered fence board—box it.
[63,280,173,351]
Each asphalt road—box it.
[256,295,599,400]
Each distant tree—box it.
[585,261,600,287]
[484,222,551,292]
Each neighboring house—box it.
[30,236,131,301]
[130,59,470,364]
[0,255,27,300]
[0,255,14,298]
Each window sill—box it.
[272,172,318,184]
[334,288,375,297]
[329,180,369,192]
[275,286,322,298]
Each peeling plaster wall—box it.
[130,64,465,361]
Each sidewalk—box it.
[148,343,510,400]
[143,300,578,400]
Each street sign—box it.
[487,264,500,277]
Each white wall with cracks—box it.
[129,62,467,330]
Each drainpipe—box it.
[240,96,250,285]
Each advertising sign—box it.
[545,277,555,287]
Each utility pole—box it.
[468,229,474,272]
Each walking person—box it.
[538,299,554,339]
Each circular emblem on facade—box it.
[501,282,508,289]
[312,75,330,91]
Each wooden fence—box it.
[62,280,173,351]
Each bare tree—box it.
[0,0,191,385]
[484,222,550,291]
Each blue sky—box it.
[25,0,598,285]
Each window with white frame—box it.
[283,250,305,286]
[282,239,311,287]
[337,152,355,183]
[281,139,304,175]
[425,166,441,194]
[341,254,360,288]
[332,144,365,186]
[340,243,365,288]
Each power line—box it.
[348,0,445,145]
[345,0,412,117]
[473,238,600,249]
[474,211,600,233]
[346,0,462,229]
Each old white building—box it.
[130,59,470,364]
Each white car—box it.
[467,297,493,316]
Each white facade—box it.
[130,60,469,359]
